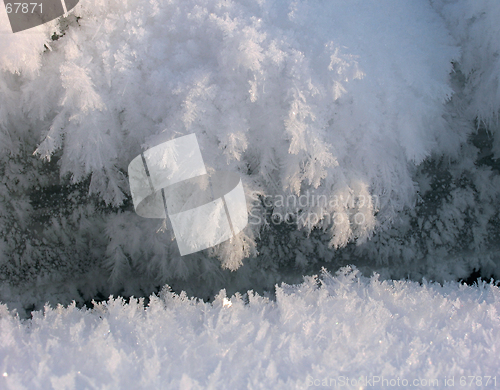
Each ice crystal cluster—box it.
[2,1,500,386]
[0,0,499,303]
[1,267,499,389]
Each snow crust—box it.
[1,267,499,389]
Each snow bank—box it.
[1,267,498,389]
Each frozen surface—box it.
[1,267,499,389]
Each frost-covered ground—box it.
[1,268,499,389]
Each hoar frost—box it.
[0,0,499,302]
